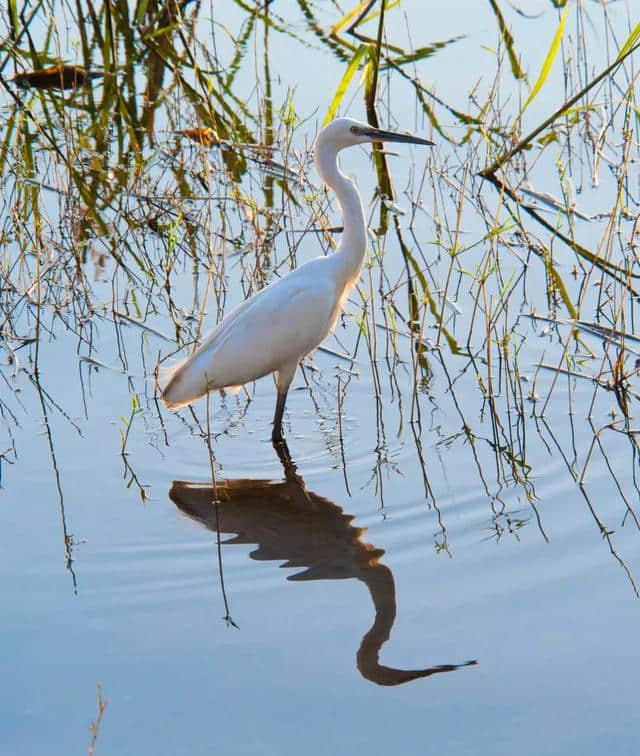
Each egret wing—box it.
[160,258,339,407]
[207,266,337,387]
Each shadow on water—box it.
[169,445,476,686]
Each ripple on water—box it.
[346,439,639,604]
[83,528,291,618]
[142,370,640,616]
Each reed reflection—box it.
[169,446,476,686]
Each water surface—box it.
[2,1,640,754]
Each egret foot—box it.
[273,438,296,470]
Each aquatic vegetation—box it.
[4,4,640,753]
[1,0,640,612]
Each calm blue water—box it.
[2,2,640,754]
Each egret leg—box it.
[272,360,298,446]
[271,389,289,444]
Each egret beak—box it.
[361,126,434,147]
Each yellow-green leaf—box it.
[143,22,181,41]
[384,36,464,69]
[8,0,18,38]
[616,20,640,62]
[521,6,570,114]
[361,0,401,26]
[135,0,152,26]
[323,44,370,126]
[331,1,370,36]
[544,251,577,319]
[488,0,524,80]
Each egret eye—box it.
[350,126,359,134]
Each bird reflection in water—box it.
[169,446,476,686]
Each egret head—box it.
[316,117,434,153]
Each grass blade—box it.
[521,6,570,113]
[384,36,464,69]
[134,0,151,26]
[616,20,640,62]
[323,43,370,126]
[543,251,577,319]
[331,0,372,36]
[361,0,400,26]
[488,0,524,79]
[8,0,19,38]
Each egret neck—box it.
[314,138,368,291]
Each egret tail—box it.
[159,352,223,409]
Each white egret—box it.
[159,117,433,443]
